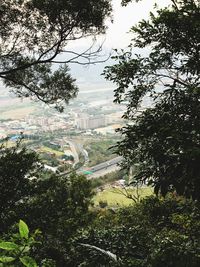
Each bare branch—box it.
[0,74,50,104]
[171,0,179,10]
[156,72,189,87]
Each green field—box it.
[93,187,153,207]
[39,146,65,157]
[85,139,118,167]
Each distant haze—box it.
[0,0,171,100]
[69,0,171,91]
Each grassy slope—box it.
[93,187,153,207]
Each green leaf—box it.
[0,256,15,263]
[0,241,19,250]
[19,220,29,239]
[20,256,37,267]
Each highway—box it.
[89,156,122,173]
[63,138,79,167]
[55,138,122,178]
[88,163,121,179]
[78,156,123,178]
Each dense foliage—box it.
[0,0,112,110]
[2,194,200,267]
[1,1,200,266]
[19,173,94,265]
[0,142,94,266]
[0,141,40,233]
[67,195,200,267]
[104,0,200,200]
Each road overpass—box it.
[89,156,122,172]
[78,156,123,178]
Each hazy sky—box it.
[69,0,171,90]
[98,0,171,49]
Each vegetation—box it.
[17,173,94,265]
[0,0,112,111]
[104,0,200,200]
[0,142,95,265]
[0,1,200,267]
[0,141,40,233]
[0,220,41,267]
[86,139,117,166]
[38,146,64,157]
[91,170,126,189]
[61,195,200,267]
[39,152,60,167]
[93,187,153,207]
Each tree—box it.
[0,140,40,233]
[17,173,94,266]
[0,141,94,266]
[66,195,200,267]
[104,0,200,199]
[19,172,93,236]
[0,0,112,111]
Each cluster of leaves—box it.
[0,220,40,267]
[103,0,200,200]
[20,172,94,265]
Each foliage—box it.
[11,173,94,266]
[39,152,60,167]
[86,139,117,167]
[42,142,61,151]
[98,200,108,209]
[67,195,200,267]
[90,170,126,189]
[103,0,200,200]
[19,173,94,236]
[0,0,112,110]
[0,140,40,233]
[0,140,95,266]
[0,220,41,267]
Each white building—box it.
[75,115,105,130]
